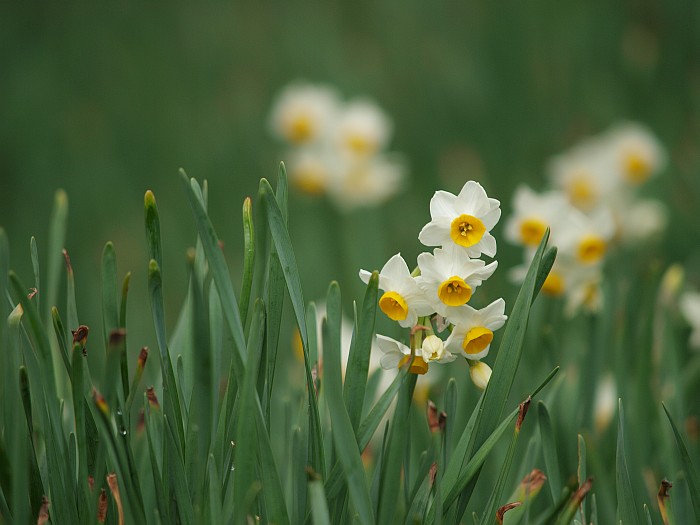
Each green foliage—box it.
[0,170,698,525]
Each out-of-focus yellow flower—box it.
[504,185,569,248]
[269,83,339,145]
[604,122,666,185]
[334,99,392,158]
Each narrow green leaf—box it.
[578,434,587,522]
[207,454,222,525]
[537,401,562,502]
[377,374,417,524]
[30,237,40,313]
[663,403,700,522]
[344,271,379,431]
[46,189,68,320]
[239,197,255,326]
[259,176,325,475]
[101,242,119,349]
[234,299,266,525]
[323,282,374,525]
[190,258,212,460]
[616,400,641,525]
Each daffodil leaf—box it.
[616,400,641,525]
[259,176,326,476]
[663,403,700,522]
[323,282,374,525]
[538,400,562,502]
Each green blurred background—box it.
[2,1,700,363]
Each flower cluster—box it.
[269,82,406,211]
[359,181,507,389]
[506,122,667,315]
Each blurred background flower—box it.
[1,1,700,375]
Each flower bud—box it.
[421,335,445,362]
[469,360,492,390]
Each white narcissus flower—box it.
[335,99,392,158]
[286,147,335,196]
[563,266,604,317]
[420,335,456,364]
[359,254,432,328]
[612,197,668,245]
[327,154,406,211]
[375,335,428,374]
[504,185,569,248]
[603,122,666,186]
[468,360,492,390]
[680,291,700,349]
[419,181,501,258]
[416,246,497,316]
[445,298,507,360]
[269,83,339,145]
[551,206,615,266]
[548,138,619,212]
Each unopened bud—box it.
[469,360,492,390]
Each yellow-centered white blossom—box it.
[359,254,432,328]
[335,99,392,158]
[445,298,507,360]
[504,185,569,247]
[603,122,666,185]
[551,207,615,265]
[269,83,339,145]
[548,139,618,211]
[375,334,428,375]
[420,335,456,364]
[419,181,501,258]
[416,246,497,317]
[326,154,406,211]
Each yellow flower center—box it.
[398,354,429,375]
[568,176,597,210]
[287,115,314,143]
[345,133,376,156]
[379,291,409,321]
[520,218,547,246]
[542,271,565,296]
[577,235,606,264]
[462,326,494,355]
[292,167,327,195]
[623,152,651,184]
[450,214,486,248]
[437,276,472,306]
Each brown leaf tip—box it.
[137,347,149,370]
[572,476,594,506]
[72,325,89,350]
[62,249,73,273]
[658,478,672,500]
[427,400,439,432]
[97,488,108,522]
[516,396,532,432]
[429,462,438,486]
[496,502,522,524]
[37,495,50,525]
[146,386,160,409]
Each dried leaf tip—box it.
[516,396,532,432]
[109,328,126,346]
[97,488,108,523]
[496,502,522,524]
[107,473,125,525]
[62,249,73,273]
[37,495,50,525]
[72,325,89,354]
[136,346,149,372]
[146,386,160,410]
[427,400,440,433]
[658,478,672,525]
